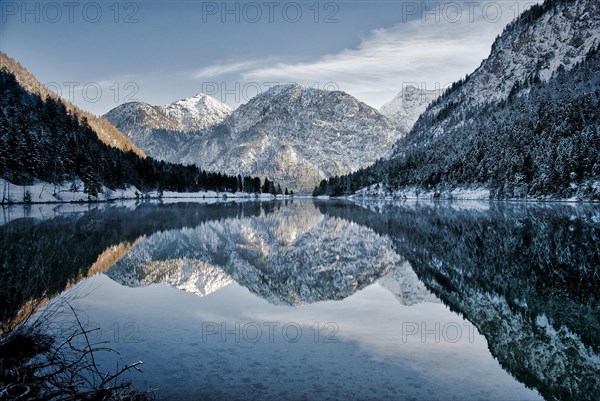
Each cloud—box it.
[194,59,277,79]
[192,1,540,108]
[242,9,516,107]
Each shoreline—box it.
[0,178,296,205]
[343,195,600,204]
[2,195,598,205]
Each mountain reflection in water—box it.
[1,199,597,401]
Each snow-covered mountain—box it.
[396,0,600,150]
[103,93,232,162]
[316,0,600,200]
[104,93,232,133]
[379,86,440,134]
[105,85,399,193]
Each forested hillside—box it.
[0,69,270,200]
[0,52,145,157]
[314,0,600,200]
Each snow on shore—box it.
[0,179,276,205]
[351,184,491,201]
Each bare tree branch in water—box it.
[0,297,154,400]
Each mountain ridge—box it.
[104,92,232,133]
[105,84,400,193]
[401,0,600,150]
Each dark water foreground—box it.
[1,199,598,400]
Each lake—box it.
[1,199,598,400]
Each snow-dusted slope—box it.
[396,0,600,149]
[104,93,232,133]
[379,86,440,134]
[163,93,233,131]
[105,84,399,193]
[457,0,600,104]
[107,202,400,305]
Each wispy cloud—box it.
[193,1,539,108]
[194,59,276,79]
[243,14,511,107]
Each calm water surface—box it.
[1,199,598,400]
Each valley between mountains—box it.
[104,0,599,199]
[1,0,599,200]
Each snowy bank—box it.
[351,184,491,201]
[0,179,275,204]
[348,182,600,202]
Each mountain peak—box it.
[170,92,221,107]
[104,92,232,135]
[163,92,232,131]
[267,83,303,92]
[252,83,342,103]
[401,85,421,93]
[380,86,440,134]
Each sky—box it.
[0,0,540,115]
